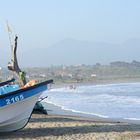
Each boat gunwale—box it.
[0,78,15,87]
[0,79,53,99]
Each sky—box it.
[0,1,140,46]
[0,0,140,66]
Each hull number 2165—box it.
[5,94,24,105]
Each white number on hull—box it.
[5,94,24,105]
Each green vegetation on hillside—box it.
[1,60,140,85]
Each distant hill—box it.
[1,38,140,67]
[21,38,140,67]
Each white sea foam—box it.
[44,99,109,118]
[63,109,109,118]
[43,82,140,121]
[124,118,140,121]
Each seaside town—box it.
[1,60,140,85]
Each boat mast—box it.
[6,20,13,53]
[6,22,26,86]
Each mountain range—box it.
[0,38,140,67]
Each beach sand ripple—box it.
[0,114,140,140]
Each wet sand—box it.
[0,113,140,140]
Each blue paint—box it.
[0,85,48,107]
[0,85,19,95]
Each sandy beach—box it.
[0,113,140,140]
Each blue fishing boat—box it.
[0,79,53,132]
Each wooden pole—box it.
[7,35,26,87]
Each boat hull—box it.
[0,79,53,132]
[0,94,40,132]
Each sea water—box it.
[43,82,140,121]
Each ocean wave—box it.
[43,100,109,118]
[124,118,140,121]
[43,82,140,120]
[47,82,140,96]
[64,109,109,118]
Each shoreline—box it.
[42,102,140,125]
